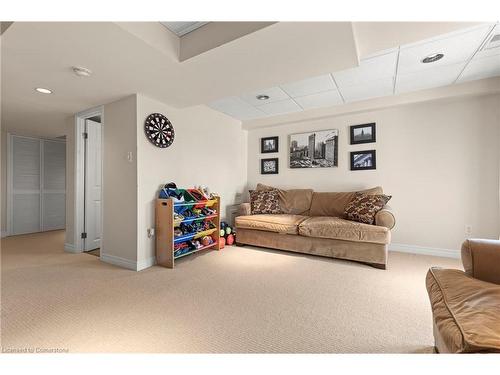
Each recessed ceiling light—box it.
[421,53,444,64]
[256,94,270,100]
[72,66,92,77]
[35,87,52,94]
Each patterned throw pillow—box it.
[344,193,392,225]
[249,189,283,215]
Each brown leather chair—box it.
[426,239,500,353]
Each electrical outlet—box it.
[465,224,472,238]
[147,228,155,238]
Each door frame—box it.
[73,106,104,254]
[6,133,66,236]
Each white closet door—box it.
[11,136,41,235]
[84,120,102,251]
[42,140,66,231]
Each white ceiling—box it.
[209,23,500,121]
[160,22,208,36]
[2,22,498,137]
[1,22,359,137]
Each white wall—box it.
[246,95,500,251]
[136,94,247,268]
[101,95,138,264]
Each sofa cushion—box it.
[298,216,390,244]
[308,186,383,217]
[256,183,313,215]
[426,268,500,353]
[344,193,392,225]
[235,214,308,235]
[249,189,283,215]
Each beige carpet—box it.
[1,230,461,353]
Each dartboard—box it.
[144,113,175,148]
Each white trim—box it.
[74,106,104,253]
[389,243,460,259]
[1,230,8,238]
[64,243,80,253]
[137,256,156,271]
[100,253,137,271]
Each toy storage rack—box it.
[156,191,221,268]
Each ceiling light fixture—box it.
[421,53,444,64]
[256,94,270,100]
[72,66,92,77]
[35,87,52,94]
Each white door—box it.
[84,120,102,251]
[42,140,66,231]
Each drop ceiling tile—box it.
[396,62,466,94]
[398,24,492,74]
[457,54,500,83]
[240,87,290,106]
[209,97,266,121]
[333,51,398,87]
[280,74,336,98]
[294,90,343,110]
[475,23,500,59]
[256,99,302,116]
[340,77,394,102]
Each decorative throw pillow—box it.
[344,193,391,225]
[249,189,283,215]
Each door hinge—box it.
[81,232,87,239]
[83,132,88,139]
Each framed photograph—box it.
[261,158,279,174]
[350,123,376,145]
[289,129,338,168]
[350,150,376,171]
[261,136,279,153]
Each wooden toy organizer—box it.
[155,195,221,268]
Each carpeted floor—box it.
[1,230,461,353]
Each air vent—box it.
[483,33,500,50]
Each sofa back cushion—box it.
[308,186,383,217]
[256,183,313,215]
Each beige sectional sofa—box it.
[235,184,395,269]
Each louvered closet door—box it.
[11,137,41,235]
[10,136,66,235]
[42,140,66,231]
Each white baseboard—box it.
[64,243,80,253]
[1,230,8,238]
[100,253,138,271]
[389,243,460,259]
[137,256,156,271]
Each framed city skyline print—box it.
[289,129,338,168]
[350,123,376,145]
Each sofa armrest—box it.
[238,202,251,216]
[461,239,500,285]
[375,205,395,230]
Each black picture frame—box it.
[350,123,376,145]
[261,136,279,153]
[261,158,279,174]
[350,150,376,171]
